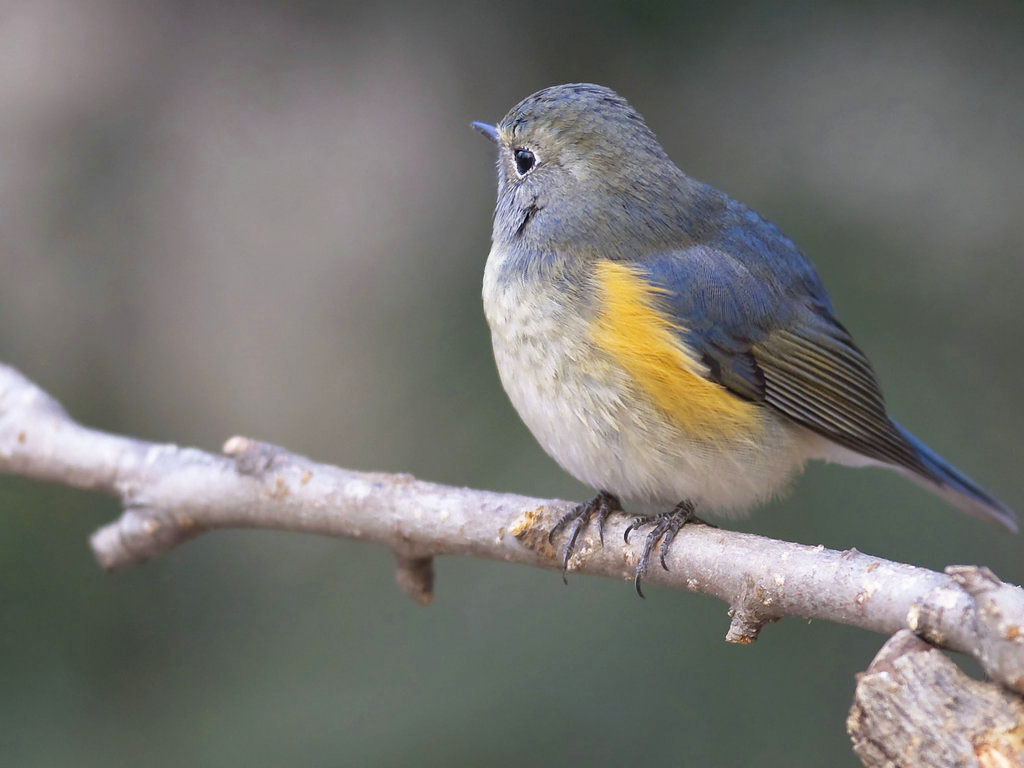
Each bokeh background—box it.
[2,1,1022,765]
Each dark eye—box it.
[513,148,536,176]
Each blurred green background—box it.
[2,1,1022,765]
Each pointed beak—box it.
[471,121,500,144]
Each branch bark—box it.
[2,362,1023,694]
[849,630,1024,767]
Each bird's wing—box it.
[607,191,1013,529]
[750,317,925,471]
[631,243,926,474]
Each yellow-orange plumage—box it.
[591,260,761,442]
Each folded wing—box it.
[629,230,1014,529]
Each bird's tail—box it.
[893,421,1017,532]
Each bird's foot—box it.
[624,500,713,598]
[548,491,621,583]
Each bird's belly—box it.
[482,253,811,513]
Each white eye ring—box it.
[513,147,537,176]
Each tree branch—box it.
[848,630,1024,766]
[1,362,1023,693]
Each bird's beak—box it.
[471,122,499,144]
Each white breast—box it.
[482,244,816,514]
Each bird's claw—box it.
[626,500,702,598]
[548,491,621,583]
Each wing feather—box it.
[633,237,927,475]
[618,191,1011,526]
[753,332,925,472]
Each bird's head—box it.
[473,83,692,253]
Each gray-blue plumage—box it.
[628,157,1015,530]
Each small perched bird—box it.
[472,83,1015,595]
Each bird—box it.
[471,83,1015,596]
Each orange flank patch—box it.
[592,260,761,441]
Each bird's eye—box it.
[513,148,536,176]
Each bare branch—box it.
[1,362,1023,692]
[848,630,1024,767]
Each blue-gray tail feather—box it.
[893,421,1017,533]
